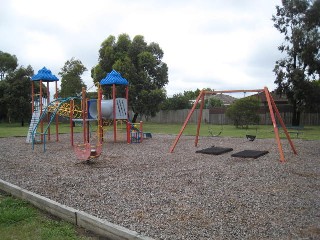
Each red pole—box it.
[169,90,204,153]
[40,80,43,142]
[125,86,129,143]
[82,87,86,144]
[70,99,74,146]
[86,98,90,143]
[55,81,59,141]
[205,89,264,94]
[113,84,117,142]
[140,121,143,143]
[98,87,103,144]
[264,87,286,162]
[31,81,34,113]
[268,91,298,155]
[195,91,205,147]
[47,82,51,141]
[125,86,129,118]
[127,121,131,144]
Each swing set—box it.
[169,87,298,162]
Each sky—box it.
[0,0,284,97]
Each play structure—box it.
[169,87,298,162]
[27,68,148,160]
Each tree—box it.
[92,34,168,122]
[1,65,34,124]
[0,51,18,81]
[272,0,320,125]
[161,93,192,110]
[161,89,204,110]
[226,97,260,128]
[0,80,9,121]
[206,97,223,108]
[59,58,87,98]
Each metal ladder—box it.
[26,111,40,143]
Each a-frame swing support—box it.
[169,87,297,162]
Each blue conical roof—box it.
[100,69,128,86]
[31,67,59,82]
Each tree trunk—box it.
[291,102,301,126]
[132,113,139,123]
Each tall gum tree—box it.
[272,0,320,125]
[59,58,87,98]
[92,34,168,122]
[0,51,18,81]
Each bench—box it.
[277,124,304,138]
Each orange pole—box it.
[31,81,34,113]
[264,87,286,162]
[98,87,103,144]
[127,121,131,144]
[140,121,143,143]
[169,90,204,153]
[125,86,129,118]
[195,91,205,147]
[125,86,130,143]
[86,98,90,143]
[70,99,74,146]
[113,84,117,142]
[269,91,298,155]
[40,80,43,142]
[55,80,59,141]
[82,87,86,144]
[47,82,50,141]
[205,89,264,94]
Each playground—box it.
[0,132,319,239]
[1,67,319,239]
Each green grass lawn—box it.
[1,122,320,140]
[0,191,97,240]
[143,122,320,140]
[0,123,82,137]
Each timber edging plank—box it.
[0,179,153,240]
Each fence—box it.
[148,109,320,125]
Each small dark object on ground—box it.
[231,150,269,159]
[196,146,233,155]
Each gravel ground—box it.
[0,133,319,240]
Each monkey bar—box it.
[169,87,297,162]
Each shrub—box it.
[226,97,260,128]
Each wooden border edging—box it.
[0,179,154,240]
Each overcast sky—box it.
[1,0,283,97]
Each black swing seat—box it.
[246,134,256,141]
[210,131,222,137]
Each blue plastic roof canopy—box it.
[31,67,59,82]
[100,69,129,86]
